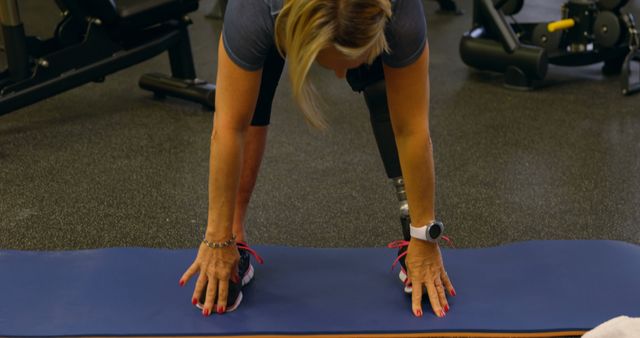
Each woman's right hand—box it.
[405,239,455,318]
[179,240,240,315]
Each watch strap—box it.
[410,225,429,240]
[410,221,444,242]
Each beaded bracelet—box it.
[202,234,236,249]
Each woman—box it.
[179,0,455,318]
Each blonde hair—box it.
[275,0,392,129]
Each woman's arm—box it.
[383,44,434,229]
[180,36,264,315]
[207,37,264,241]
[383,44,454,318]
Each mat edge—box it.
[77,330,587,338]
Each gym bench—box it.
[0,0,215,116]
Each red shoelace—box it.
[387,236,455,273]
[236,241,265,265]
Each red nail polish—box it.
[192,298,197,305]
[203,309,209,316]
[440,310,446,318]
[217,306,224,314]
[179,280,185,287]
[415,309,423,317]
[451,288,457,297]
[445,305,450,312]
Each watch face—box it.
[428,223,442,240]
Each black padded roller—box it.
[460,35,548,80]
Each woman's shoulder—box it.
[383,0,427,68]
[223,0,279,71]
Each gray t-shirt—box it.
[222,0,427,71]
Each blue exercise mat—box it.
[1,240,639,337]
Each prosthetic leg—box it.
[346,59,411,240]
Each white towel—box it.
[582,316,640,338]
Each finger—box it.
[217,278,229,314]
[441,268,456,297]
[411,279,424,317]
[425,280,445,318]
[435,278,449,314]
[192,272,208,306]
[203,277,219,316]
[179,261,199,287]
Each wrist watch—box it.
[410,221,444,242]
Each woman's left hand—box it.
[405,239,455,317]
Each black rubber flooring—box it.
[1,0,639,250]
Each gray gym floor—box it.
[1,0,639,251]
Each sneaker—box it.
[236,241,264,287]
[197,241,264,313]
[388,239,413,294]
[390,214,413,293]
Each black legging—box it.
[249,47,286,126]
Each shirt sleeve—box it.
[222,0,275,71]
[382,0,428,68]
